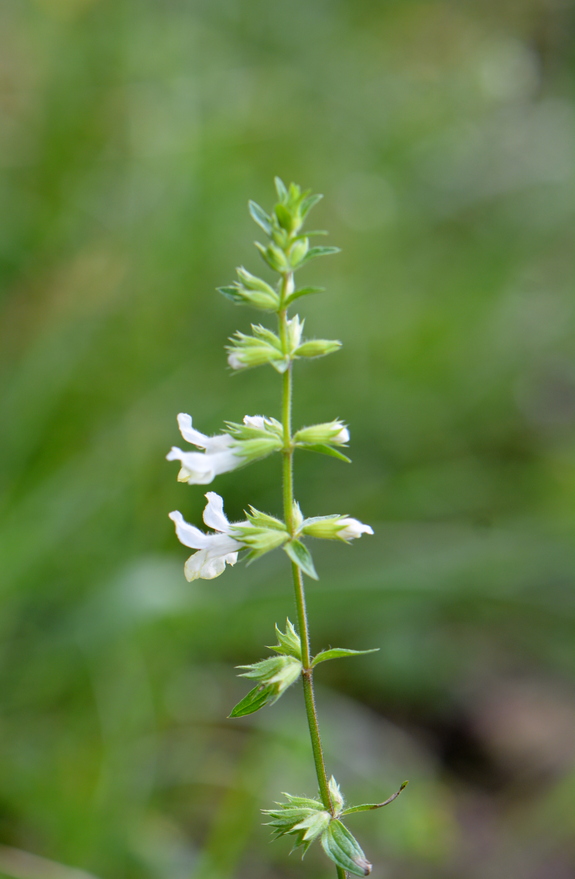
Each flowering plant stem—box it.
[168,179,403,877]
[279,274,343,877]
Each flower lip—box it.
[169,492,246,581]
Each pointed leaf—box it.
[300,193,323,218]
[249,200,273,234]
[312,648,380,666]
[341,781,408,814]
[284,540,318,580]
[229,684,275,717]
[274,176,288,201]
[285,286,325,306]
[292,230,327,240]
[298,443,351,463]
[321,820,372,877]
[298,246,341,266]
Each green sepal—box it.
[285,286,325,307]
[284,540,318,580]
[255,241,290,273]
[294,339,342,359]
[312,648,380,666]
[274,202,294,231]
[229,684,276,717]
[246,507,287,531]
[248,200,273,235]
[320,820,372,877]
[298,443,352,463]
[268,619,302,660]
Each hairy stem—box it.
[278,272,338,833]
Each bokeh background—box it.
[0,0,573,878]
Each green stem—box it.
[278,272,335,823]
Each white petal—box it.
[203,492,230,533]
[337,518,374,540]
[184,545,239,580]
[228,352,243,370]
[334,426,350,444]
[169,511,210,549]
[243,415,266,429]
[176,413,209,448]
[167,448,216,484]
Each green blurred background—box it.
[0,0,573,877]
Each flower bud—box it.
[227,326,287,372]
[328,776,345,813]
[255,241,290,272]
[294,420,349,446]
[286,314,304,351]
[294,339,342,358]
[289,237,309,268]
[269,619,302,660]
[302,515,373,542]
[238,654,302,698]
[235,436,283,462]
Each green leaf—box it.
[292,230,327,240]
[321,820,372,877]
[298,245,341,266]
[300,193,323,218]
[284,540,318,580]
[285,287,325,305]
[298,443,351,463]
[312,648,379,666]
[341,781,408,814]
[248,200,273,234]
[229,684,275,717]
[274,176,288,201]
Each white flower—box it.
[166,413,242,484]
[336,518,374,541]
[169,492,245,581]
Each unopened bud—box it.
[294,421,349,446]
[302,516,373,542]
[294,339,341,358]
[290,238,309,268]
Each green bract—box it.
[263,780,373,876]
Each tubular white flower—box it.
[166,413,242,484]
[302,514,374,542]
[336,518,374,541]
[169,492,246,581]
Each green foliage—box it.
[0,0,572,877]
[283,540,318,580]
[312,648,380,666]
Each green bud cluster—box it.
[227,315,341,373]
[226,416,284,462]
[229,621,303,717]
[263,778,372,876]
[232,507,289,562]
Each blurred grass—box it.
[0,0,573,877]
